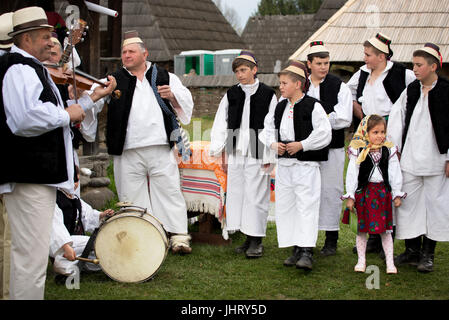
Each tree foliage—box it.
[256,0,323,16]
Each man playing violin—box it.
[0,6,115,300]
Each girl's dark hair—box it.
[367,115,386,132]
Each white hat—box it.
[282,60,307,78]
[8,6,53,37]
[234,50,257,65]
[307,40,329,56]
[417,43,443,67]
[122,30,144,47]
[367,33,393,58]
[0,12,13,49]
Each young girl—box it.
[342,115,405,274]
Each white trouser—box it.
[395,171,449,242]
[318,148,345,231]
[3,184,56,300]
[275,163,321,248]
[0,195,11,299]
[225,154,271,237]
[51,235,100,276]
[113,145,188,234]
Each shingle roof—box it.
[290,0,449,63]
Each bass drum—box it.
[94,207,168,283]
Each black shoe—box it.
[245,237,263,259]
[234,236,251,254]
[394,247,421,266]
[296,248,314,271]
[54,274,68,285]
[320,231,338,256]
[352,245,357,254]
[379,248,385,260]
[283,246,301,266]
[417,253,434,273]
[366,234,382,253]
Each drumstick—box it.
[76,256,100,264]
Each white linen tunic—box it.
[387,81,449,241]
[347,61,416,117]
[209,79,278,236]
[307,77,353,231]
[259,95,332,247]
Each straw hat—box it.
[417,43,443,68]
[8,6,53,37]
[50,32,61,47]
[367,33,392,57]
[282,60,307,78]
[122,30,144,47]
[234,50,257,65]
[307,40,329,56]
[0,12,13,49]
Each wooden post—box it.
[107,0,122,58]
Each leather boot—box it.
[417,236,436,273]
[234,236,251,254]
[296,247,314,271]
[283,246,301,266]
[245,236,263,258]
[320,231,338,256]
[366,233,382,253]
[394,236,422,266]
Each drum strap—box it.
[78,227,100,270]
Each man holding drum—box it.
[99,31,194,253]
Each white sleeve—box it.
[328,82,353,130]
[388,146,406,199]
[342,147,360,200]
[169,72,193,124]
[80,198,101,233]
[260,94,279,164]
[387,89,408,152]
[49,206,73,257]
[209,94,230,157]
[301,103,332,152]
[2,65,70,137]
[346,70,361,101]
[405,69,416,87]
[258,96,278,150]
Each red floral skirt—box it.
[354,182,393,234]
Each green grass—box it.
[43,116,449,300]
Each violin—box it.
[45,18,121,99]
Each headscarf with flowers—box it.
[349,115,394,164]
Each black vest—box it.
[403,77,449,154]
[56,190,85,235]
[274,95,329,162]
[0,52,68,184]
[106,64,172,155]
[318,73,345,148]
[226,82,275,159]
[356,62,407,105]
[357,146,391,192]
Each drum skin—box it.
[95,210,168,283]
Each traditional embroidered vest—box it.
[403,77,449,154]
[356,62,407,105]
[357,146,391,192]
[226,82,275,159]
[274,96,329,162]
[0,52,68,184]
[318,73,345,148]
[106,64,172,155]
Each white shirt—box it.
[49,196,101,257]
[343,146,405,200]
[209,79,278,161]
[94,62,193,151]
[347,61,416,116]
[387,80,449,176]
[259,94,332,167]
[0,45,75,194]
[307,75,353,130]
